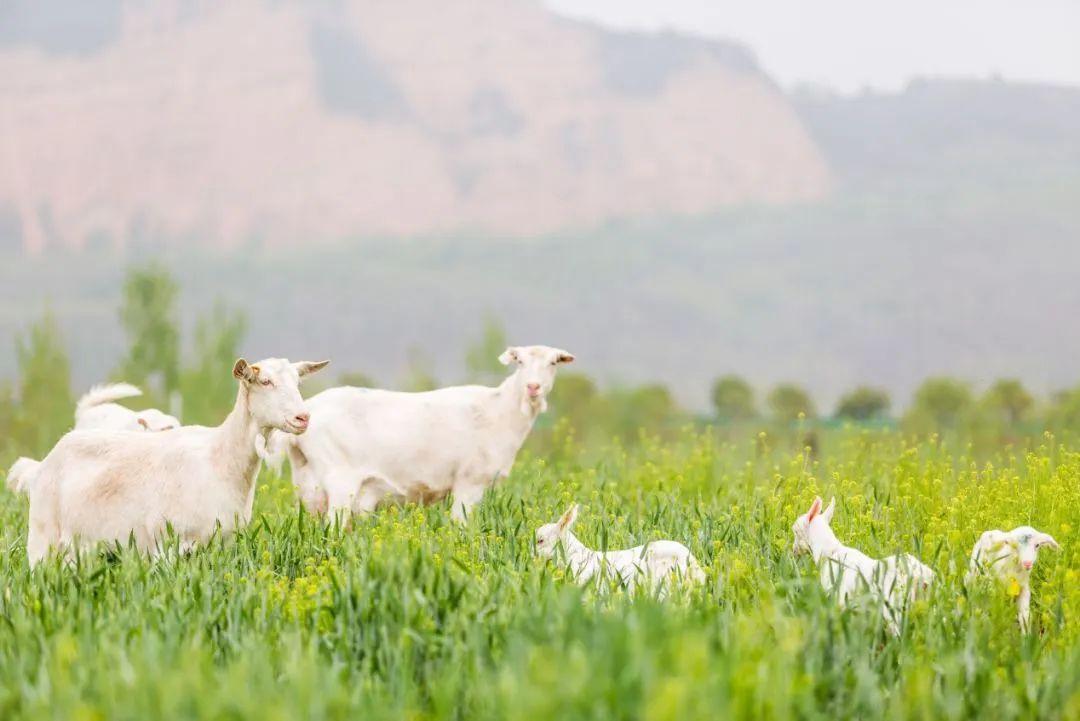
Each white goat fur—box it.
[23,358,327,566]
[6,383,181,496]
[271,345,574,521]
[535,504,705,593]
[965,526,1060,633]
[75,383,181,432]
[791,497,935,635]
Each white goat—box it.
[75,383,180,432]
[965,526,1060,633]
[791,497,935,635]
[6,382,180,495]
[23,358,327,566]
[271,345,574,521]
[535,504,705,594]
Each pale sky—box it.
[545,0,1080,93]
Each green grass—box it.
[2,430,1080,720]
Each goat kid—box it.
[792,496,935,635]
[965,526,1060,633]
[535,504,705,594]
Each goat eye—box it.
[260,378,272,387]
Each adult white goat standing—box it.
[965,526,1060,633]
[791,496,935,635]
[23,357,327,566]
[534,504,705,593]
[6,383,180,495]
[270,345,574,521]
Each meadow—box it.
[2,427,1079,720]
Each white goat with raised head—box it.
[791,497,935,635]
[535,504,705,593]
[23,358,327,566]
[965,526,1060,633]
[270,345,574,521]
[6,382,180,495]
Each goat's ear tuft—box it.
[295,360,330,378]
[233,358,254,382]
[558,503,579,531]
[498,347,520,366]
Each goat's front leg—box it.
[1017,585,1032,634]
[450,483,486,523]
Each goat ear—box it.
[558,503,579,531]
[556,350,575,364]
[822,497,836,523]
[295,360,330,378]
[233,358,255,382]
[498,347,520,366]
[1036,533,1061,550]
[806,496,822,522]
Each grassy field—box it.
[2,429,1080,720]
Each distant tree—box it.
[178,301,247,425]
[982,378,1033,427]
[401,346,438,392]
[464,314,508,383]
[117,264,180,396]
[768,383,816,422]
[338,371,378,388]
[12,310,74,454]
[547,372,600,425]
[608,383,679,441]
[1047,387,1080,432]
[834,386,891,421]
[710,375,756,423]
[906,377,972,430]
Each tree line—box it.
[3,266,1080,462]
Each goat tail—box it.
[6,456,41,495]
[76,382,143,416]
[258,430,294,475]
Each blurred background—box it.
[1,0,1078,454]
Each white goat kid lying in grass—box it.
[791,497,935,635]
[535,504,705,594]
[6,383,181,495]
[270,345,574,522]
[965,526,1060,633]
[24,358,327,566]
[75,382,181,432]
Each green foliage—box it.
[905,377,973,434]
[338,371,378,388]
[117,264,181,397]
[178,301,248,426]
[710,374,756,423]
[767,383,816,422]
[400,346,438,392]
[2,430,1080,719]
[464,314,508,384]
[835,386,890,421]
[10,310,73,455]
[982,378,1034,427]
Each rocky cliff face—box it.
[0,0,830,252]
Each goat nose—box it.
[527,383,540,392]
[1023,561,1033,569]
[294,412,310,425]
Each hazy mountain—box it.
[0,0,827,253]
